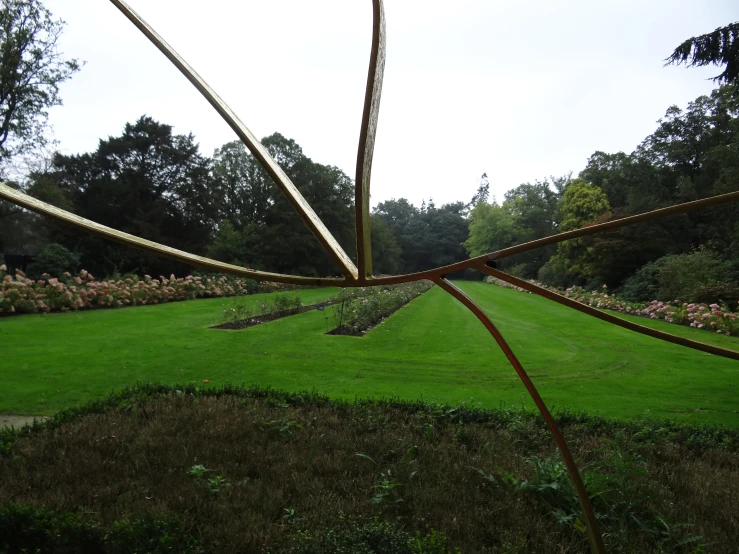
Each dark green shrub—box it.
[692,283,739,311]
[0,503,202,554]
[619,257,667,301]
[537,257,570,288]
[656,250,733,302]
[269,518,459,554]
[26,243,80,279]
[620,250,734,302]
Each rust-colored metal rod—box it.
[109,0,358,280]
[482,266,739,361]
[355,0,386,279]
[0,184,344,287]
[433,277,607,554]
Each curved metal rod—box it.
[433,277,607,554]
[0,184,343,287]
[364,189,739,283]
[355,0,386,279]
[4,181,739,292]
[109,0,358,280]
[481,265,739,361]
[486,191,739,262]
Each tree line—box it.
[2,81,736,305]
[0,0,737,304]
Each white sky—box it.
[46,0,737,208]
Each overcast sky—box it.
[46,0,736,208]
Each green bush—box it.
[0,503,203,554]
[657,250,733,302]
[620,250,734,303]
[269,518,459,554]
[537,257,570,288]
[26,243,80,279]
[224,292,303,323]
[692,283,739,311]
[619,258,665,301]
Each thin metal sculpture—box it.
[1,2,738,552]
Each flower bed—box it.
[485,277,739,337]
[0,265,291,315]
[215,292,308,330]
[328,280,434,336]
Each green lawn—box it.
[1,282,738,426]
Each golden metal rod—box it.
[108,0,358,280]
[6,179,739,294]
[355,0,386,279]
[0,184,344,287]
[434,277,607,554]
[359,190,739,282]
[487,190,739,262]
[482,265,739,361]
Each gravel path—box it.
[0,415,47,429]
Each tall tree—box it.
[540,179,611,285]
[0,0,80,162]
[370,216,402,275]
[665,22,739,85]
[501,180,560,276]
[209,133,356,277]
[30,116,218,276]
[463,200,516,259]
[467,172,490,209]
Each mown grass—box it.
[1,282,738,426]
[1,385,737,554]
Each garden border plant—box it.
[2,383,737,553]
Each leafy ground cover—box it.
[1,385,737,553]
[1,283,737,426]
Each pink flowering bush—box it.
[0,266,285,315]
[486,276,739,337]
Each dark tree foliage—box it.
[0,0,79,161]
[208,133,356,277]
[372,198,469,274]
[665,22,739,85]
[576,84,739,290]
[26,116,218,276]
[369,216,402,275]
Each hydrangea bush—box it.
[486,277,739,337]
[0,265,291,315]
